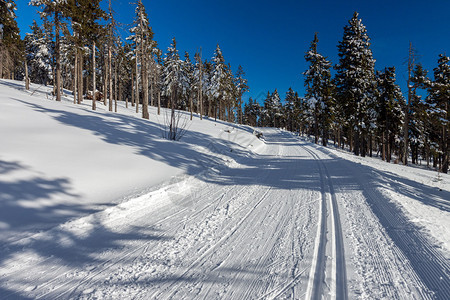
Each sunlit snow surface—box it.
[0,79,448,299]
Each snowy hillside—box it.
[0,79,449,299]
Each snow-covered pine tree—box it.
[428,54,450,173]
[193,50,203,119]
[409,64,430,165]
[335,12,377,156]
[263,90,282,127]
[24,20,53,85]
[304,33,334,146]
[235,65,249,124]
[243,97,260,127]
[30,0,68,101]
[128,0,154,118]
[284,88,296,132]
[211,44,234,121]
[375,67,404,162]
[271,89,282,127]
[0,0,22,80]
[64,0,105,105]
[202,59,214,118]
[162,38,187,140]
[184,52,195,120]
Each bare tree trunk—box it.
[108,46,113,111]
[0,43,3,79]
[135,56,139,114]
[199,57,203,120]
[25,61,29,90]
[92,42,96,110]
[157,90,161,115]
[131,71,135,107]
[150,69,154,107]
[190,91,193,120]
[55,11,61,101]
[114,56,118,112]
[103,51,107,106]
[141,41,149,119]
[77,50,83,104]
[73,53,77,104]
[404,42,416,165]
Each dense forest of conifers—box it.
[0,1,449,173]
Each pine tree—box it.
[1,0,22,80]
[263,90,282,127]
[304,33,334,146]
[409,64,430,165]
[428,54,450,173]
[30,0,68,101]
[335,12,376,156]
[211,44,232,121]
[162,38,187,140]
[128,0,154,118]
[24,20,53,85]
[375,67,404,162]
[235,65,249,124]
[243,97,258,127]
[193,50,203,119]
[284,88,297,132]
[184,52,198,120]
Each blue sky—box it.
[15,0,450,104]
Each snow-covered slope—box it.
[0,80,449,299]
[0,79,263,244]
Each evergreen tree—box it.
[30,0,68,101]
[335,12,376,156]
[263,89,282,127]
[428,54,450,173]
[235,65,249,124]
[243,97,260,127]
[24,20,52,85]
[0,0,22,79]
[162,38,187,140]
[304,33,334,146]
[184,51,195,117]
[375,67,404,162]
[409,64,430,165]
[193,50,204,119]
[128,0,154,118]
[284,88,295,131]
[211,44,234,121]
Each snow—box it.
[0,79,449,299]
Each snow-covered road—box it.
[1,128,449,299]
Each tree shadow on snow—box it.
[312,145,450,299]
[0,211,173,299]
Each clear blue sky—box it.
[15,0,450,104]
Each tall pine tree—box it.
[335,12,376,156]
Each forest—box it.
[0,1,449,173]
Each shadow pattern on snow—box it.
[312,144,450,300]
[3,94,449,298]
[0,212,173,299]
[14,98,241,177]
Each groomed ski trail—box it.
[1,128,447,299]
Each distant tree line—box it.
[1,3,448,173]
[243,12,449,174]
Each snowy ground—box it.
[0,80,449,299]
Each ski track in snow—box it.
[1,103,449,299]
